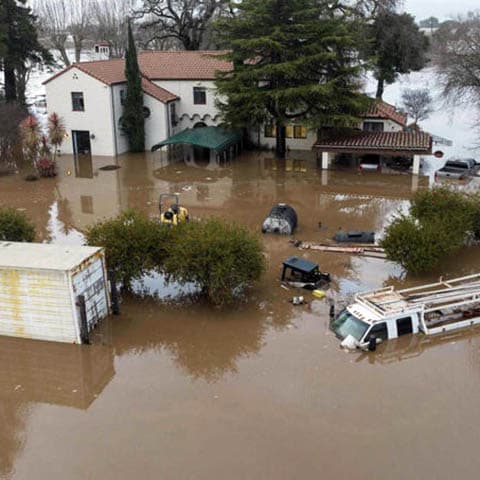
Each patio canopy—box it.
[151,126,242,152]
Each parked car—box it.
[359,156,381,172]
[435,158,477,181]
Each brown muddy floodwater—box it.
[2,151,480,479]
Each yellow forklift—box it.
[159,193,189,226]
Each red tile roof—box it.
[138,50,231,80]
[44,50,232,87]
[363,100,407,126]
[314,131,432,153]
[141,77,178,103]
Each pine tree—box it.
[122,21,145,152]
[215,0,369,158]
[368,12,429,99]
[0,0,51,102]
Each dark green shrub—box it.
[410,186,477,233]
[382,187,480,274]
[0,207,35,242]
[164,218,266,306]
[381,215,454,274]
[85,209,172,289]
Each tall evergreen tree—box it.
[122,21,145,152]
[368,12,429,99]
[0,0,51,102]
[215,0,369,158]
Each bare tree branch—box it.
[401,88,434,124]
[34,0,70,66]
[135,0,231,50]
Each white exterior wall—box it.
[45,67,116,156]
[112,83,170,152]
[111,84,129,155]
[144,95,169,150]
[0,268,78,343]
[154,80,221,130]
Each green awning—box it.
[151,126,242,152]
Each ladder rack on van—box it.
[355,273,480,319]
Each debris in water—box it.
[14,385,22,391]
[99,165,120,171]
[182,185,192,192]
[290,296,306,305]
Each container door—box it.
[72,257,109,331]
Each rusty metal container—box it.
[0,242,110,344]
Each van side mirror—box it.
[368,337,377,352]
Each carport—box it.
[151,126,243,161]
[314,131,433,174]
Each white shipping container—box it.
[0,242,111,344]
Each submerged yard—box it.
[2,150,480,479]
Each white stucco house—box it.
[44,51,433,165]
[44,51,233,157]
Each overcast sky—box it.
[403,0,479,21]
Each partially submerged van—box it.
[331,274,480,351]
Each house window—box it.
[71,92,85,111]
[80,195,94,214]
[170,102,178,126]
[264,124,307,139]
[264,124,276,138]
[193,87,207,105]
[363,121,384,132]
[120,89,126,106]
[294,125,307,139]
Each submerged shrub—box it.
[382,187,480,274]
[410,186,477,234]
[86,211,265,305]
[85,209,172,289]
[0,207,36,242]
[164,218,265,306]
[381,215,454,274]
[36,157,56,177]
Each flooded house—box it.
[314,100,433,174]
[43,51,235,157]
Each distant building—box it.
[92,41,111,60]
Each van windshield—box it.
[331,309,369,341]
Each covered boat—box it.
[262,204,298,235]
[334,230,375,244]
